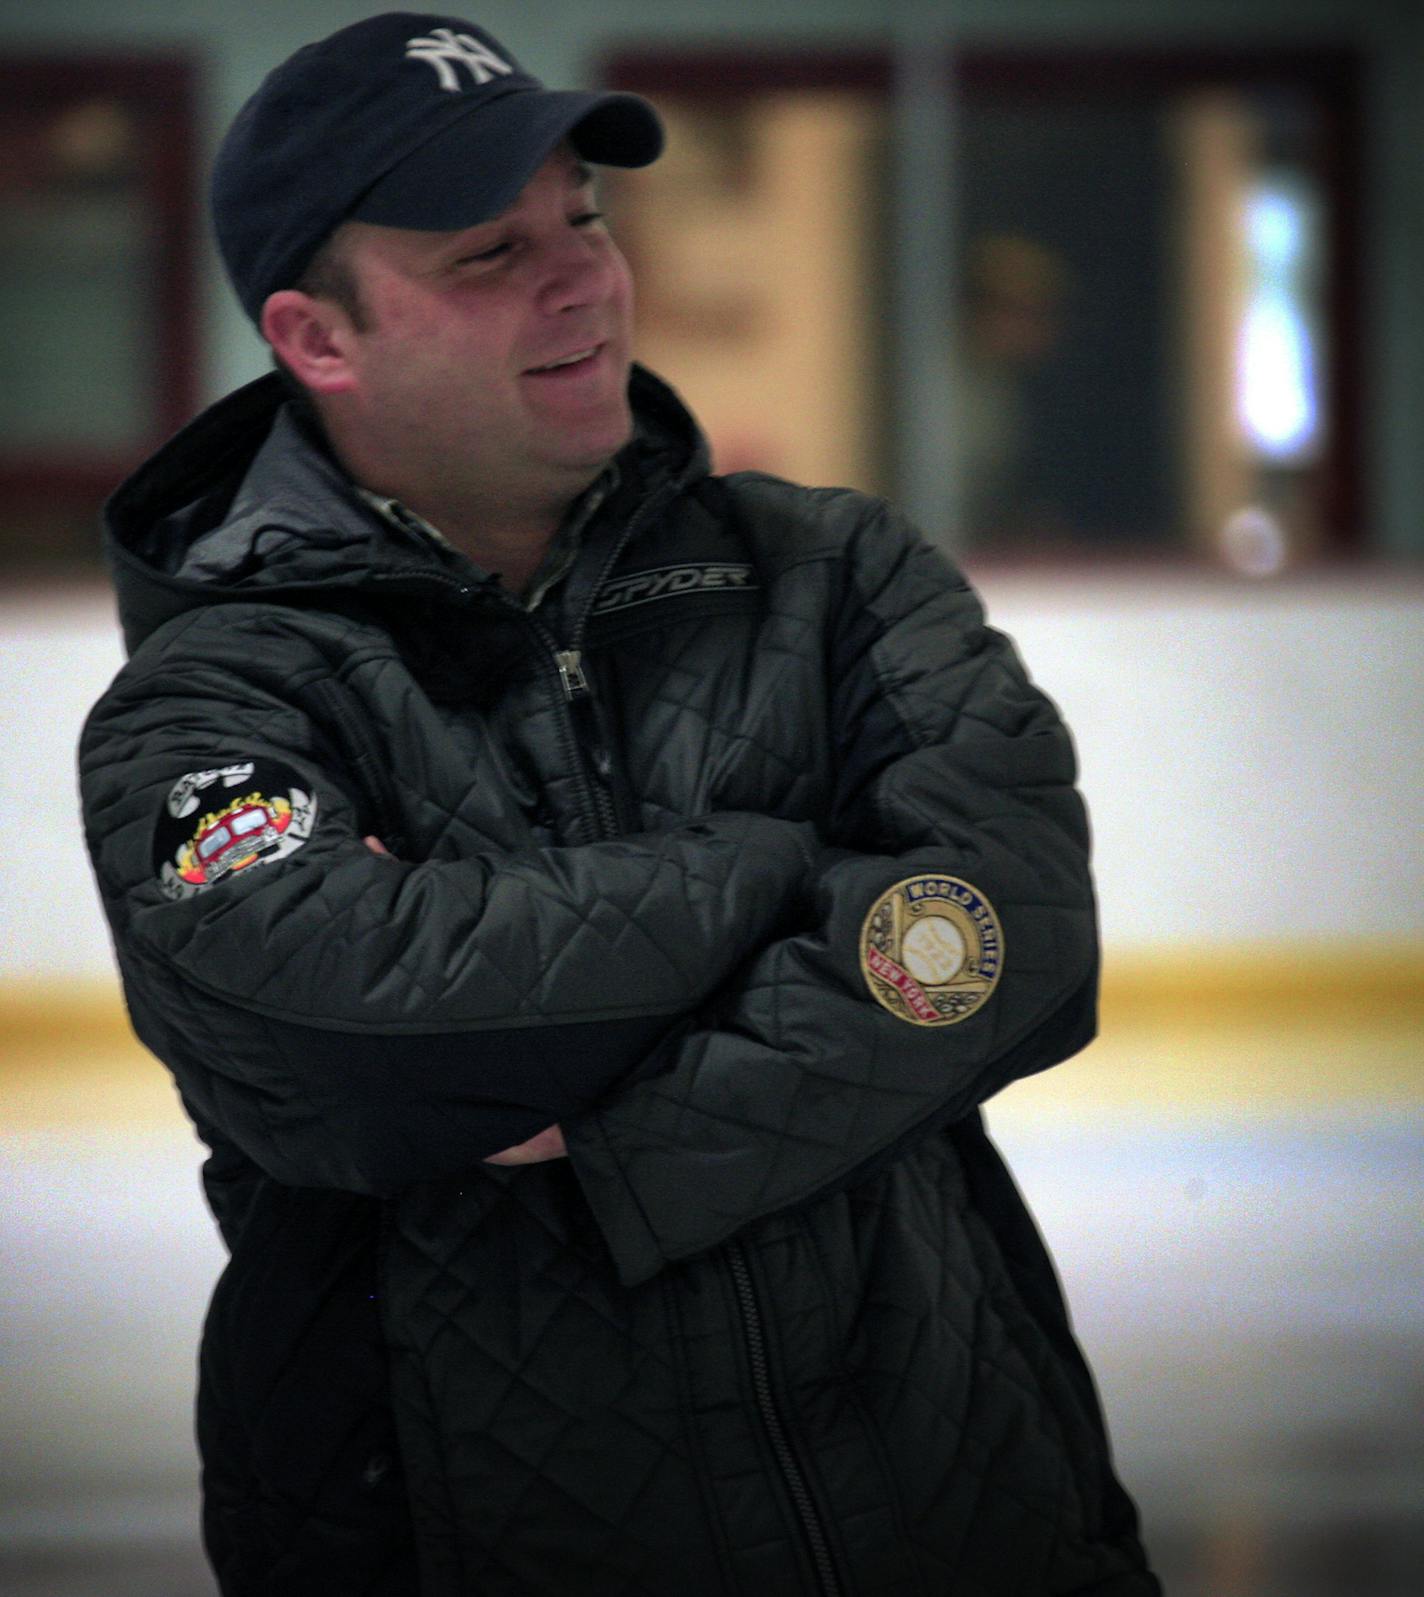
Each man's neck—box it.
[315,404,606,597]
[402,496,563,595]
[357,466,618,604]
[346,465,594,598]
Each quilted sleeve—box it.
[565,502,1098,1284]
[79,608,814,1194]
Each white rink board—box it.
[3,572,1422,982]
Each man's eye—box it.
[455,242,509,266]
[573,210,606,228]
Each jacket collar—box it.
[105,365,708,656]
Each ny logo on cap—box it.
[405,28,513,92]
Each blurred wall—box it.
[3,0,1421,987]
[2,0,1421,555]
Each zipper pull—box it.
[555,648,591,701]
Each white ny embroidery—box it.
[405,28,514,92]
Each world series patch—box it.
[153,759,318,900]
[859,875,1004,1026]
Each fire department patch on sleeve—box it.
[859,875,1004,1026]
[152,759,318,900]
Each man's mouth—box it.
[525,345,601,375]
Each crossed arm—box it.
[80,607,817,1195]
[356,833,565,1166]
[83,510,1094,1263]
[531,519,1096,1282]
[465,517,1095,1267]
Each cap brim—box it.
[349,88,662,231]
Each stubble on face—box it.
[324,145,636,548]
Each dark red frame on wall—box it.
[601,43,1366,554]
[0,53,200,546]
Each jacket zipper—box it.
[550,495,839,1588]
[546,478,682,840]
[375,475,680,845]
[554,647,589,699]
[547,641,619,837]
[372,570,617,843]
[725,1240,843,1597]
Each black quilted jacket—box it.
[80,367,1159,1596]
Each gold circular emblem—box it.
[859,875,1004,1026]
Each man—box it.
[80,14,1160,1596]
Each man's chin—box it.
[563,408,635,473]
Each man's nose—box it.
[539,231,614,313]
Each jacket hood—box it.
[104,364,709,657]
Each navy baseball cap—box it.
[212,13,663,322]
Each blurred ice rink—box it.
[4,1017,1421,1597]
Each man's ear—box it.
[261,291,358,395]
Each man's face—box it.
[329,144,635,510]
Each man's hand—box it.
[484,1125,568,1165]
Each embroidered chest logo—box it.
[593,563,757,616]
[153,760,318,900]
[859,875,1004,1026]
[405,28,514,91]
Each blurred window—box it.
[604,47,1363,570]
[601,90,890,500]
[0,56,198,579]
[1239,173,1323,467]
